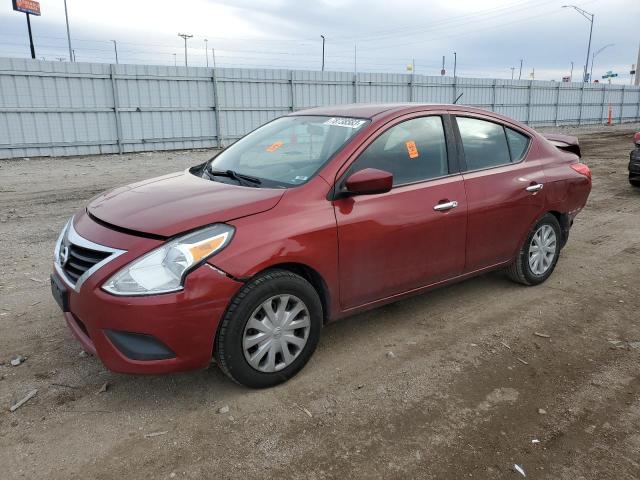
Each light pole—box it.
[320,35,325,71]
[453,52,457,78]
[570,61,574,81]
[562,5,594,82]
[511,67,515,80]
[178,33,193,67]
[590,44,614,84]
[204,39,208,67]
[518,59,523,80]
[111,40,118,64]
[64,0,73,62]
[173,53,177,66]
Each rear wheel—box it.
[506,213,561,286]
[214,269,322,388]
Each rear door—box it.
[334,113,467,309]
[452,114,546,272]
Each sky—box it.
[0,0,638,82]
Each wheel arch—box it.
[253,262,332,324]
[547,210,570,248]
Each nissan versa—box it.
[51,104,592,388]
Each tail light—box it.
[634,132,640,146]
[570,162,592,181]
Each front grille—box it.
[62,244,111,284]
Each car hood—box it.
[87,170,285,237]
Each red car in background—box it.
[51,104,592,388]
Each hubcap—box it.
[528,224,557,276]
[242,295,310,373]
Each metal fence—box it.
[1,56,639,159]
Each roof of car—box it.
[292,103,492,119]
[291,103,534,134]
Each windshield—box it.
[206,115,369,187]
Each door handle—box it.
[526,183,544,193]
[433,200,458,212]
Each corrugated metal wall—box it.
[1,57,639,159]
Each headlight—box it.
[102,224,234,296]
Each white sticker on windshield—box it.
[323,117,367,129]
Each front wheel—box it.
[214,269,323,388]
[505,213,562,286]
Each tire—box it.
[214,269,323,388]
[630,178,640,188]
[505,213,562,286]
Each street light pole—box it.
[111,40,118,64]
[453,52,457,78]
[570,61,574,81]
[63,0,73,62]
[178,33,193,67]
[590,43,614,84]
[562,5,594,82]
[320,35,325,71]
[204,39,209,67]
[518,59,523,80]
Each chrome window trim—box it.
[53,218,127,293]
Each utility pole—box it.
[178,33,193,67]
[64,0,73,62]
[562,5,594,82]
[111,40,118,64]
[518,59,523,80]
[511,67,515,80]
[453,52,457,78]
[212,48,217,69]
[72,49,76,62]
[441,55,445,75]
[204,39,209,67]
[320,35,325,71]
[354,44,357,74]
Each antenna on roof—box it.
[453,93,464,104]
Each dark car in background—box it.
[629,132,640,187]
[51,104,592,388]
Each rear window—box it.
[506,128,530,162]
[456,117,511,170]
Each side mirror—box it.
[345,168,393,195]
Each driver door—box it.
[333,114,467,309]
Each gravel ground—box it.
[1,123,639,479]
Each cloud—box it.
[0,0,638,82]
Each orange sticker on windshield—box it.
[266,141,284,152]
[405,140,419,159]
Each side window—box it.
[505,127,530,162]
[456,117,511,170]
[350,116,448,186]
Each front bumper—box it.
[53,214,243,374]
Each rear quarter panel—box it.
[539,138,591,218]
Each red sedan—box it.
[51,104,592,388]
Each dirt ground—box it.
[1,123,639,480]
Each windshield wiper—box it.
[208,169,262,187]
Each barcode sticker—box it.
[323,117,367,129]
